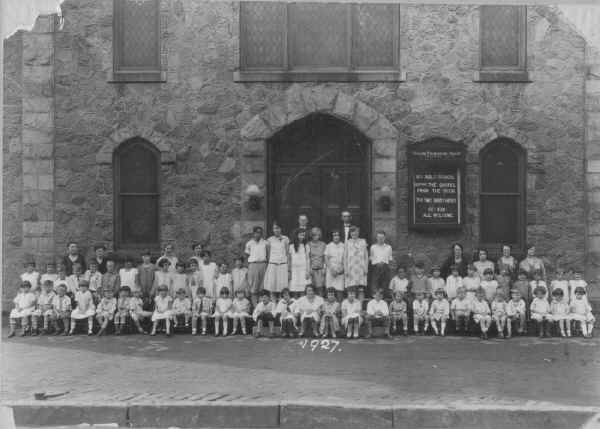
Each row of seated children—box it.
[391,263,591,306]
[8,276,596,340]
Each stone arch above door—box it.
[237,84,399,244]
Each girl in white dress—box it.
[274,288,297,337]
[490,292,507,339]
[200,251,218,299]
[8,281,37,337]
[530,286,551,338]
[231,289,251,335]
[151,285,173,336]
[288,230,310,297]
[69,280,95,335]
[568,271,589,304]
[325,230,345,300]
[549,288,570,337]
[462,264,481,303]
[570,287,595,338]
[119,258,139,292]
[444,265,463,301]
[341,288,362,338]
[215,262,234,297]
[156,244,178,273]
[263,223,289,294]
[320,288,340,338]
[294,285,324,337]
[171,288,192,328]
[213,287,233,336]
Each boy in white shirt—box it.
[365,288,391,338]
[429,288,450,336]
[530,286,551,338]
[450,287,471,335]
[245,226,268,307]
[412,291,429,335]
[506,289,527,337]
[389,265,409,296]
[369,231,393,299]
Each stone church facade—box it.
[3,0,600,309]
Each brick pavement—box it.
[2,332,600,408]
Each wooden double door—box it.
[267,114,370,240]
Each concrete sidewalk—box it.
[2,333,600,427]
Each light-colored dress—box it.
[519,257,546,280]
[530,297,550,322]
[444,275,463,301]
[33,290,56,318]
[320,300,340,332]
[474,260,495,279]
[215,273,233,295]
[295,295,324,322]
[344,238,368,288]
[119,268,138,290]
[549,300,570,321]
[341,298,362,326]
[231,297,251,318]
[308,241,327,288]
[96,297,116,320]
[200,262,218,298]
[325,242,345,291]
[472,299,491,323]
[151,295,172,321]
[71,290,95,319]
[172,297,192,316]
[289,243,310,293]
[263,235,289,293]
[213,297,233,318]
[570,298,595,322]
[10,292,37,318]
[429,299,450,321]
[21,271,40,290]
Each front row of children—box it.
[8,276,595,339]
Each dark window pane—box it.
[240,2,286,68]
[289,3,347,68]
[118,0,159,69]
[352,4,396,68]
[481,144,519,193]
[480,195,519,244]
[481,6,520,68]
[120,196,159,244]
[119,142,159,193]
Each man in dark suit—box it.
[62,242,87,276]
[93,244,108,274]
[295,213,311,244]
[340,210,355,242]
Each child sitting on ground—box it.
[275,288,297,338]
[341,288,362,339]
[390,291,408,336]
[472,288,491,340]
[52,284,71,335]
[69,280,95,336]
[129,289,151,334]
[96,288,117,336]
[530,286,551,338]
[429,288,450,336]
[320,288,340,339]
[8,281,37,337]
[213,287,233,336]
[191,287,213,336]
[451,287,471,335]
[253,290,275,338]
[171,288,192,329]
[506,289,527,337]
[549,288,570,337]
[491,291,507,339]
[412,291,429,335]
[151,285,173,336]
[231,289,251,335]
[32,280,56,335]
[570,286,595,338]
[115,286,132,335]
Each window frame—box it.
[475,5,530,83]
[478,138,527,255]
[235,2,405,82]
[113,138,161,250]
[112,0,165,83]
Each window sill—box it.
[473,70,531,83]
[234,70,406,83]
[108,70,166,83]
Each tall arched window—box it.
[114,138,160,249]
[479,138,526,253]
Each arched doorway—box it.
[267,113,371,239]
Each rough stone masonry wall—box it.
[1,1,589,308]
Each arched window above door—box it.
[114,138,160,249]
[479,138,526,254]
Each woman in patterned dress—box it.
[325,230,345,301]
[519,244,546,280]
[308,227,327,297]
[344,226,368,292]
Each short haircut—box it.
[200,250,212,257]
[551,288,564,297]
[157,258,171,267]
[533,286,546,296]
[220,287,230,295]
[43,280,53,287]
[197,286,206,295]
[483,268,494,275]
[94,244,106,251]
[375,230,386,236]
[141,249,151,256]
[281,288,290,296]
[414,261,425,269]
[574,286,586,295]
[517,270,528,277]
[120,285,131,293]
[79,280,90,288]
[175,261,185,268]
[326,287,336,295]
[20,281,32,288]
[176,288,186,295]
[234,255,245,263]
[252,226,263,233]
[88,260,98,266]
[434,288,445,296]
[260,289,271,297]
[157,284,169,292]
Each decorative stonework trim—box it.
[96,127,175,164]
[472,127,532,157]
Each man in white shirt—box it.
[369,230,393,299]
[366,289,391,338]
[244,226,268,306]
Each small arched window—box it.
[114,138,160,249]
[479,138,526,253]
